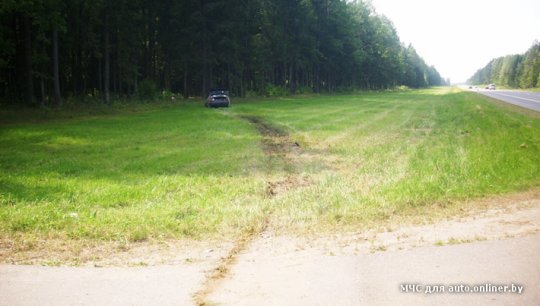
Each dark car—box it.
[205,89,230,108]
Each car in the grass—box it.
[205,89,230,108]
[487,83,496,90]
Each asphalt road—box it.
[475,89,540,112]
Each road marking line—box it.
[490,92,540,104]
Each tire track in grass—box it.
[193,115,308,305]
[290,104,364,127]
[321,104,401,146]
[240,115,304,190]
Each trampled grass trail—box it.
[1,88,539,246]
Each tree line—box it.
[0,0,445,107]
[468,41,540,88]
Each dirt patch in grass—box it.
[239,115,309,196]
[239,115,288,138]
[265,175,311,197]
[239,115,301,159]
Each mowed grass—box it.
[0,105,267,241]
[1,87,539,242]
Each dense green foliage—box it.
[1,89,539,241]
[468,41,540,88]
[0,0,445,107]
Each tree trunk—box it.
[316,65,320,93]
[208,63,213,90]
[164,65,171,91]
[201,0,208,97]
[134,73,138,95]
[53,26,63,107]
[183,62,188,98]
[40,73,46,107]
[227,63,231,91]
[40,44,46,107]
[288,63,293,92]
[23,16,34,106]
[103,15,111,105]
[202,46,208,96]
[202,31,209,96]
[98,57,103,96]
[240,69,244,97]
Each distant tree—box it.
[469,41,540,89]
[518,41,540,88]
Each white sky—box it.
[370,0,540,83]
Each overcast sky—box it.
[370,0,540,84]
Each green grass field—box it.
[1,87,539,243]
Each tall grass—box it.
[232,88,540,230]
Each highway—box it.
[476,89,540,112]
